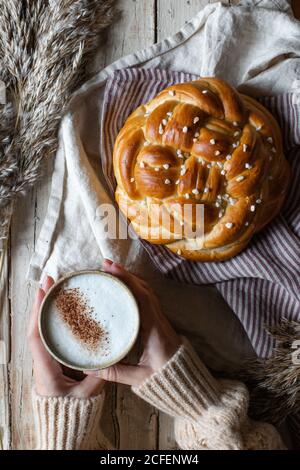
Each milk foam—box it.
[42,272,139,369]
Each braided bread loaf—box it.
[113,78,290,261]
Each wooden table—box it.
[0,0,299,450]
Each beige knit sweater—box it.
[32,340,285,450]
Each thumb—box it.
[86,363,149,387]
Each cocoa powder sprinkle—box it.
[55,287,106,352]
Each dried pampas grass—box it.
[240,319,300,425]
[0,0,116,260]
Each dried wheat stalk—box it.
[238,319,300,425]
[0,0,115,258]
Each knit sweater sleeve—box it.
[32,389,105,450]
[132,340,285,450]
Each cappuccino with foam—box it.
[39,271,139,370]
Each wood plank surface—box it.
[0,250,10,450]
[9,168,53,449]
[1,0,299,450]
[157,0,213,39]
[10,190,37,449]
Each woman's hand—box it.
[28,276,105,398]
[86,259,182,387]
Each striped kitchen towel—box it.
[101,67,300,359]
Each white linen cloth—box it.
[29,0,300,373]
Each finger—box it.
[102,259,144,285]
[102,261,159,342]
[102,260,156,300]
[75,375,105,398]
[102,258,113,268]
[41,275,55,292]
[30,338,62,380]
[28,276,61,379]
[28,276,55,339]
[102,261,151,305]
[28,288,45,339]
[102,262,159,336]
[85,363,148,387]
